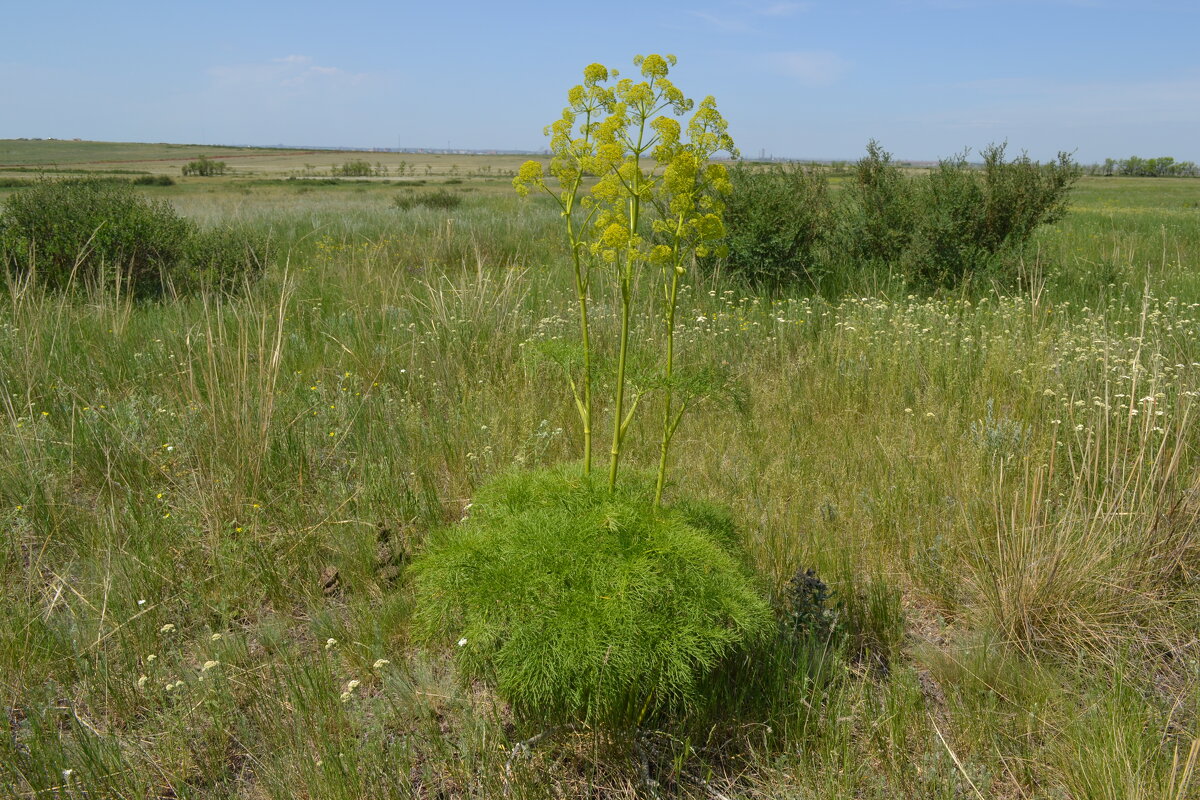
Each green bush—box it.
[392,189,463,211]
[841,140,916,270]
[411,466,773,731]
[332,159,373,178]
[719,162,832,290]
[181,156,227,177]
[715,142,1079,291]
[0,178,269,296]
[131,174,176,187]
[183,226,272,292]
[899,145,1078,286]
[1,178,192,294]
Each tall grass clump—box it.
[0,178,270,296]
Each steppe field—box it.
[3,140,1200,798]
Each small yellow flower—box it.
[159,623,176,634]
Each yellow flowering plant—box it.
[513,64,612,474]
[515,54,736,500]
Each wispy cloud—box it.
[940,73,1200,125]
[902,0,1110,8]
[766,50,849,85]
[690,1,811,32]
[208,55,368,91]
[756,2,811,15]
[889,72,1200,159]
[690,9,754,32]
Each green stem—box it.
[608,271,632,491]
[565,209,592,475]
[654,265,680,505]
[608,110,647,492]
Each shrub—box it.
[719,161,832,290]
[183,226,272,292]
[411,466,774,731]
[1091,156,1200,177]
[132,175,176,186]
[840,139,915,270]
[0,178,269,296]
[181,156,227,177]
[716,141,1079,291]
[899,145,1078,286]
[391,189,463,211]
[1,178,192,294]
[332,159,373,178]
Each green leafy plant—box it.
[131,175,176,186]
[899,144,1079,286]
[841,139,915,272]
[718,161,832,290]
[1,178,192,294]
[412,466,773,730]
[391,189,463,211]
[332,159,373,178]
[183,226,272,292]
[0,178,269,296]
[413,56,768,746]
[717,141,1079,291]
[181,156,227,177]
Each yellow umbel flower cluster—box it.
[513,54,737,499]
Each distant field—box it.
[0,138,542,183]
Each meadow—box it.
[3,140,1200,798]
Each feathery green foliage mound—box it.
[412,466,774,730]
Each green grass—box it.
[2,163,1200,797]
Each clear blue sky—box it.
[4,0,1198,163]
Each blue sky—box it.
[3,0,1198,162]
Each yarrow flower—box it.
[340,679,361,702]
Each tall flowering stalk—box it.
[515,54,735,499]
[514,65,612,474]
[645,98,736,503]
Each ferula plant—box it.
[410,55,769,741]
[515,54,737,502]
